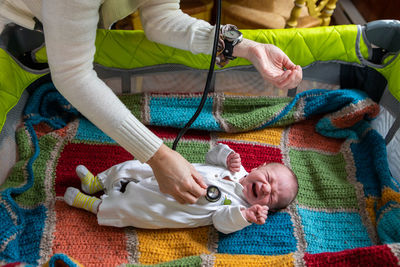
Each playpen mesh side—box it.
[1,23,400,184]
[94,63,340,96]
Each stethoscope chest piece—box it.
[205,185,221,202]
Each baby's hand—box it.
[242,204,269,225]
[226,152,241,173]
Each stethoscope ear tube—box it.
[172,0,222,150]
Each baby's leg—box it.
[76,165,104,194]
[97,160,153,192]
[64,187,101,214]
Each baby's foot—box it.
[76,165,103,194]
[64,187,101,214]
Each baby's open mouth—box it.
[252,183,257,198]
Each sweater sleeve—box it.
[139,0,215,55]
[41,0,162,163]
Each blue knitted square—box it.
[0,204,46,265]
[351,131,398,197]
[150,96,220,130]
[75,118,115,143]
[217,211,297,255]
[298,206,373,254]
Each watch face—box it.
[225,30,241,39]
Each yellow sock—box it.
[76,165,103,194]
[64,187,101,214]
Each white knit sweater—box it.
[0,0,216,162]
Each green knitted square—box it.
[127,255,202,266]
[4,134,58,206]
[0,128,32,191]
[119,94,143,120]
[290,149,359,209]
[221,97,294,131]
[164,141,210,164]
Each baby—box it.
[64,144,298,234]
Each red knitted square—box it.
[55,143,133,196]
[218,141,282,172]
[304,245,399,266]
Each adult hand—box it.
[147,144,207,204]
[233,39,303,90]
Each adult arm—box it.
[41,0,206,204]
[139,0,215,55]
[140,0,302,89]
[42,0,162,163]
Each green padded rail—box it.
[0,49,45,132]
[375,53,400,102]
[34,25,368,69]
[33,24,400,101]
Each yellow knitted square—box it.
[214,253,294,266]
[137,226,211,265]
[365,188,400,228]
[218,127,284,146]
[365,197,377,227]
[381,188,400,207]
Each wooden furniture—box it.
[351,0,400,21]
[114,0,340,30]
[287,0,339,28]
[221,0,339,29]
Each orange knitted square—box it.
[53,200,128,266]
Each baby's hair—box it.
[286,166,299,205]
[266,162,299,211]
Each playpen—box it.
[0,19,400,266]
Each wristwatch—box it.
[221,27,243,60]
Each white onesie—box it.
[96,144,252,234]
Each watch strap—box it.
[223,39,236,60]
[216,24,240,67]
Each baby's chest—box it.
[200,168,242,183]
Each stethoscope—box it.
[205,185,221,202]
[172,0,222,150]
[170,0,223,203]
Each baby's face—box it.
[240,163,296,210]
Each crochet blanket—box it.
[1,82,400,266]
